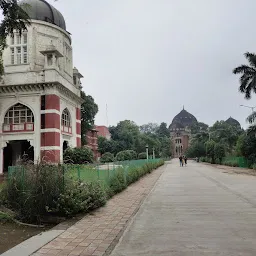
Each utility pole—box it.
[146,145,149,161]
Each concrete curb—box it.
[1,229,65,256]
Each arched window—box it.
[3,103,34,132]
[62,108,71,127]
[4,103,34,124]
[62,108,72,134]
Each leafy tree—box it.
[214,143,225,163]
[97,136,117,154]
[190,122,209,134]
[109,120,140,151]
[233,52,256,99]
[81,91,98,145]
[205,140,216,163]
[156,122,170,138]
[239,132,256,165]
[246,111,256,135]
[209,121,241,151]
[159,136,171,157]
[186,142,206,158]
[140,123,159,134]
[0,1,31,75]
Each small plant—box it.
[100,152,115,163]
[51,180,107,216]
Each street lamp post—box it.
[146,145,149,161]
[240,105,256,113]
[153,147,155,159]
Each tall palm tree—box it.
[233,52,256,99]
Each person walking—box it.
[179,156,183,167]
[184,156,187,166]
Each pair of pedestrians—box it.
[179,155,187,167]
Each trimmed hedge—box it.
[64,147,94,164]
[116,150,137,161]
[100,152,115,163]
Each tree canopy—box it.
[80,91,98,145]
[233,52,256,99]
[98,121,171,158]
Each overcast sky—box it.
[50,0,255,127]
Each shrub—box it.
[109,169,127,195]
[214,143,225,163]
[1,163,106,223]
[1,163,65,223]
[252,164,256,170]
[116,150,137,161]
[64,147,94,164]
[100,152,115,163]
[138,152,147,159]
[52,180,106,216]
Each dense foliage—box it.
[0,1,31,75]
[98,120,171,158]
[186,119,248,165]
[64,147,94,164]
[80,91,98,145]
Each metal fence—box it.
[63,159,162,184]
[7,159,163,188]
[222,156,249,168]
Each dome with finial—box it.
[19,0,66,30]
[225,117,241,128]
[170,107,198,129]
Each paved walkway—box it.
[33,163,166,256]
[111,161,256,256]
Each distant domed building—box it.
[169,108,198,157]
[225,117,241,129]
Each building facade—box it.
[169,108,198,158]
[86,129,99,160]
[95,125,111,140]
[0,0,83,174]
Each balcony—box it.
[2,123,34,133]
[62,125,72,134]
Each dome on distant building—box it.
[225,117,241,128]
[170,108,198,128]
[169,122,185,131]
[19,0,66,30]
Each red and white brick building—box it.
[0,0,83,174]
[86,128,99,160]
[95,125,111,140]
[169,108,197,158]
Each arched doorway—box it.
[2,103,35,172]
[63,141,68,153]
[3,140,34,172]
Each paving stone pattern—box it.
[32,164,166,256]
